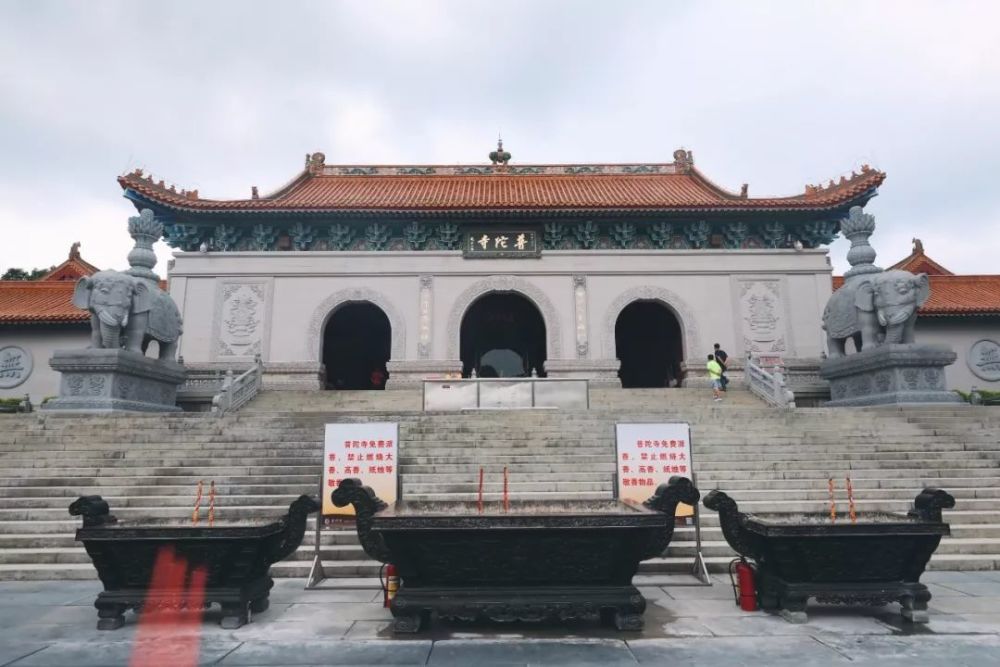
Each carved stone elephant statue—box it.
[72,270,183,361]
[822,275,880,357]
[822,270,929,357]
[863,270,930,345]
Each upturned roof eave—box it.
[124,189,877,219]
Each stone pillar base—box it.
[820,344,962,407]
[45,349,186,413]
[385,360,463,390]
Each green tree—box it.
[2,267,52,280]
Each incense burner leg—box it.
[613,611,644,631]
[392,610,425,633]
[900,592,930,623]
[758,592,779,611]
[778,594,808,624]
[221,601,249,629]
[95,601,127,631]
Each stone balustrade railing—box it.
[211,355,263,415]
[746,355,796,408]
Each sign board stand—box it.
[306,422,399,590]
[614,422,710,586]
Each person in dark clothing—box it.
[713,343,729,391]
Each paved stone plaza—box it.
[1,572,999,666]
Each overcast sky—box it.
[1,1,998,276]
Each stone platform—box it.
[44,349,186,413]
[820,343,963,407]
[0,573,999,665]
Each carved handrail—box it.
[211,355,263,415]
[745,355,796,408]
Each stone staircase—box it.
[0,388,997,581]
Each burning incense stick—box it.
[478,467,484,514]
[503,466,509,512]
[192,480,203,525]
[846,476,857,524]
[828,477,836,523]
[208,480,216,527]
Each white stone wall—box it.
[914,318,1000,391]
[0,326,90,401]
[167,248,834,386]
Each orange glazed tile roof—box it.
[119,151,885,214]
[0,282,88,324]
[0,245,98,325]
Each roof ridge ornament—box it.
[307,152,326,175]
[489,138,511,166]
[672,148,693,174]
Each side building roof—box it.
[0,244,97,325]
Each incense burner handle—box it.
[907,488,955,523]
[641,476,701,558]
[69,496,118,527]
[271,495,320,562]
[331,478,392,563]
[702,490,761,560]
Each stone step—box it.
[694,477,1000,490]
[0,465,322,477]
[399,491,613,503]
[401,481,613,495]
[0,484,319,498]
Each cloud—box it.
[1,0,998,276]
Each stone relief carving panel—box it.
[445,275,562,360]
[968,339,1000,382]
[213,280,272,360]
[0,345,32,389]
[306,287,406,361]
[733,278,791,357]
[601,286,700,361]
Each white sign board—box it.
[322,422,398,517]
[615,422,694,517]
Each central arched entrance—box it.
[460,293,546,378]
[615,301,684,387]
[322,302,391,389]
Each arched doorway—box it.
[322,302,391,390]
[460,293,546,378]
[615,301,684,388]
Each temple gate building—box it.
[116,146,888,391]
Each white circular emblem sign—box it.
[968,339,1000,382]
[0,345,33,389]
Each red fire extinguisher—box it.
[381,563,399,608]
[729,557,757,611]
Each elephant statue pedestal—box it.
[820,343,962,407]
[44,349,187,413]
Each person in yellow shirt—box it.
[706,354,723,402]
